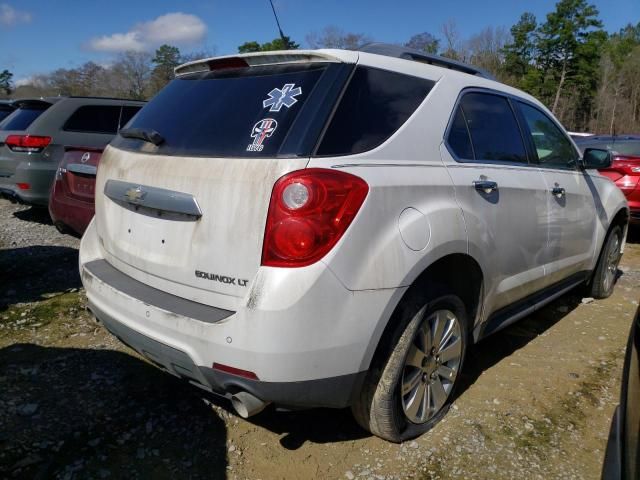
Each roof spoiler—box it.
[359,43,496,80]
[174,50,345,76]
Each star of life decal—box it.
[262,83,302,112]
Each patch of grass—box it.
[0,291,86,338]
[497,352,621,453]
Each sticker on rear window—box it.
[262,84,302,112]
[246,118,278,152]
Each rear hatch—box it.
[96,55,355,307]
[60,147,102,202]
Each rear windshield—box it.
[612,141,640,156]
[113,63,328,157]
[0,105,49,131]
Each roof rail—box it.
[359,43,496,81]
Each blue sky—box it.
[1,0,638,82]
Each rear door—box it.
[515,101,598,283]
[94,62,350,308]
[443,90,550,316]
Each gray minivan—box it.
[0,97,144,205]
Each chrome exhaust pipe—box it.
[230,391,268,418]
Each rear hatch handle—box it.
[104,180,202,219]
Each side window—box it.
[119,106,142,129]
[453,92,527,163]
[517,102,578,169]
[63,105,122,134]
[447,107,474,160]
[316,66,434,156]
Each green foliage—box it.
[502,13,537,79]
[150,44,181,94]
[0,69,13,95]
[238,36,299,53]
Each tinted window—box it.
[612,141,640,157]
[64,105,122,134]
[114,63,327,157]
[456,92,527,163]
[518,102,578,169]
[316,67,434,156]
[0,106,14,123]
[447,107,474,160]
[0,106,48,131]
[120,106,141,128]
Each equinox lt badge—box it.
[195,270,248,287]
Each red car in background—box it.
[575,136,640,224]
[49,147,103,236]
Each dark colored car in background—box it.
[49,147,104,235]
[0,100,15,123]
[0,97,144,205]
[602,304,640,479]
[575,135,640,223]
[48,101,144,235]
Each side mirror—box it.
[581,148,612,169]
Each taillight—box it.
[262,169,369,267]
[611,155,640,175]
[5,135,51,153]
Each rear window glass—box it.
[120,106,142,128]
[113,64,328,157]
[612,141,640,156]
[451,92,527,163]
[0,106,48,131]
[64,105,123,134]
[316,67,434,156]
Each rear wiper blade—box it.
[119,128,164,146]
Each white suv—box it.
[79,44,629,442]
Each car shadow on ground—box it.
[0,246,81,309]
[0,343,228,479]
[12,206,53,226]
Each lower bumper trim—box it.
[90,300,366,409]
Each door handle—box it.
[473,180,498,194]
[551,187,566,198]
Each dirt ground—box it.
[1,198,639,480]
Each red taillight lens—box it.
[5,135,51,153]
[262,169,369,267]
[16,183,30,190]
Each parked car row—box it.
[0,96,144,234]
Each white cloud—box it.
[14,76,34,87]
[88,12,206,52]
[0,3,32,27]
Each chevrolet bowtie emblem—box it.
[124,186,146,203]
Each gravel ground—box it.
[1,197,639,479]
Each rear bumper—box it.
[90,300,365,408]
[80,221,401,409]
[0,161,56,206]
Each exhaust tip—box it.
[230,391,268,418]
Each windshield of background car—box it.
[112,63,329,157]
[612,141,640,156]
[0,105,50,131]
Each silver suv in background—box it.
[0,97,144,205]
[80,45,628,442]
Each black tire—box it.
[352,292,468,442]
[588,225,623,299]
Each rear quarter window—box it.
[316,67,434,156]
[63,105,123,134]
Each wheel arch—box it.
[359,252,484,372]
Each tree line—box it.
[1,0,638,134]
